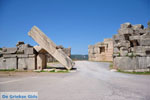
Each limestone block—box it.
[113,57,138,70]
[141,32,150,39]
[24,48,35,54]
[129,36,141,41]
[121,23,132,29]
[119,41,130,48]
[28,26,74,69]
[120,47,128,56]
[140,39,150,46]
[113,48,119,54]
[132,24,144,30]
[37,54,46,70]
[118,28,134,35]
[18,58,35,70]
[0,57,17,69]
[2,48,17,54]
[17,54,28,58]
[94,47,98,54]
[3,54,17,58]
[133,29,145,35]
[113,34,124,41]
[114,57,150,70]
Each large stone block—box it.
[121,23,132,29]
[133,29,145,35]
[0,57,17,69]
[3,54,17,58]
[129,36,140,41]
[2,48,17,54]
[141,32,150,39]
[17,54,29,58]
[24,48,35,54]
[28,26,74,69]
[132,24,144,30]
[118,28,134,35]
[114,57,150,70]
[113,57,138,70]
[140,39,150,46]
[18,58,35,70]
[120,47,128,56]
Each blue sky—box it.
[0,0,149,54]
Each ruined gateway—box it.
[113,23,150,71]
[0,26,74,70]
[88,38,113,62]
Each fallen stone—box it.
[28,26,74,70]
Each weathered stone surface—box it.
[121,22,132,29]
[118,28,134,35]
[113,57,138,70]
[114,57,150,70]
[24,48,35,54]
[37,54,47,70]
[129,36,141,41]
[2,48,17,54]
[140,39,150,46]
[18,58,36,70]
[0,57,17,69]
[88,38,113,62]
[0,41,37,70]
[113,22,150,71]
[132,24,144,30]
[28,26,74,69]
[17,54,29,58]
[3,54,17,58]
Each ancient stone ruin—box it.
[0,42,37,70]
[88,38,113,62]
[113,23,150,71]
[0,26,74,70]
[28,26,74,70]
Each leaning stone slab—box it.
[28,26,74,69]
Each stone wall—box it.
[88,38,113,62]
[0,42,37,70]
[113,23,150,71]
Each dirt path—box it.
[0,61,150,100]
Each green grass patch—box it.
[109,63,113,69]
[117,69,150,75]
[0,69,15,71]
[36,69,69,73]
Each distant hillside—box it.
[71,54,88,60]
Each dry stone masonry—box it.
[0,26,73,70]
[0,42,37,70]
[88,38,113,62]
[113,22,150,71]
[0,42,72,70]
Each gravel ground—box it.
[0,61,150,100]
